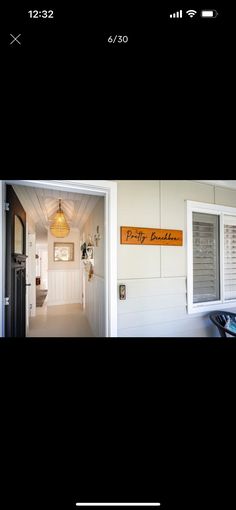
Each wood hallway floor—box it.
[28,304,94,337]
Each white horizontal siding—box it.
[118,320,216,337]
[118,293,186,314]
[118,277,186,298]
[48,269,81,306]
[117,277,217,337]
[119,306,187,330]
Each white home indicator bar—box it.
[201,10,218,18]
[76,505,161,507]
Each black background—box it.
[3,2,233,178]
[1,2,235,510]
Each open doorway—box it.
[1,180,117,338]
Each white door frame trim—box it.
[0,179,117,338]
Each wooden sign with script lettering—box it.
[121,226,183,246]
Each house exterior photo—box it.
[1,179,236,338]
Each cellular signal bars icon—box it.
[170,10,183,18]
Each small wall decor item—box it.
[54,242,74,262]
[81,242,88,259]
[87,234,94,247]
[94,225,101,247]
[121,226,183,246]
[86,247,94,260]
[88,262,94,281]
[81,242,94,261]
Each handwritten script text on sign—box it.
[120,227,183,246]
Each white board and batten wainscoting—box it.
[81,196,106,337]
[84,274,105,338]
[47,269,81,306]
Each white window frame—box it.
[187,200,236,314]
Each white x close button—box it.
[10,34,22,45]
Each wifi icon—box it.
[186,9,197,17]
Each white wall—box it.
[117,180,236,337]
[82,198,105,279]
[28,233,36,317]
[26,216,36,322]
[82,198,105,336]
[47,228,81,306]
[118,181,161,279]
[36,242,48,290]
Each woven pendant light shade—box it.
[50,199,70,238]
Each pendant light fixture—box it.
[50,199,70,238]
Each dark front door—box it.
[5,185,27,337]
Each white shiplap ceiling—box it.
[13,185,100,241]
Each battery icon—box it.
[201,9,218,18]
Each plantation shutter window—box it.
[188,201,236,313]
[192,212,220,304]
[224,216,236,301]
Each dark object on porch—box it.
[36,289,48,307]
[36,277,41,286]
[210,311,236,337]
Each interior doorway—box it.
[1,180,117,338]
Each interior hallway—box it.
[28,303,94,337]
